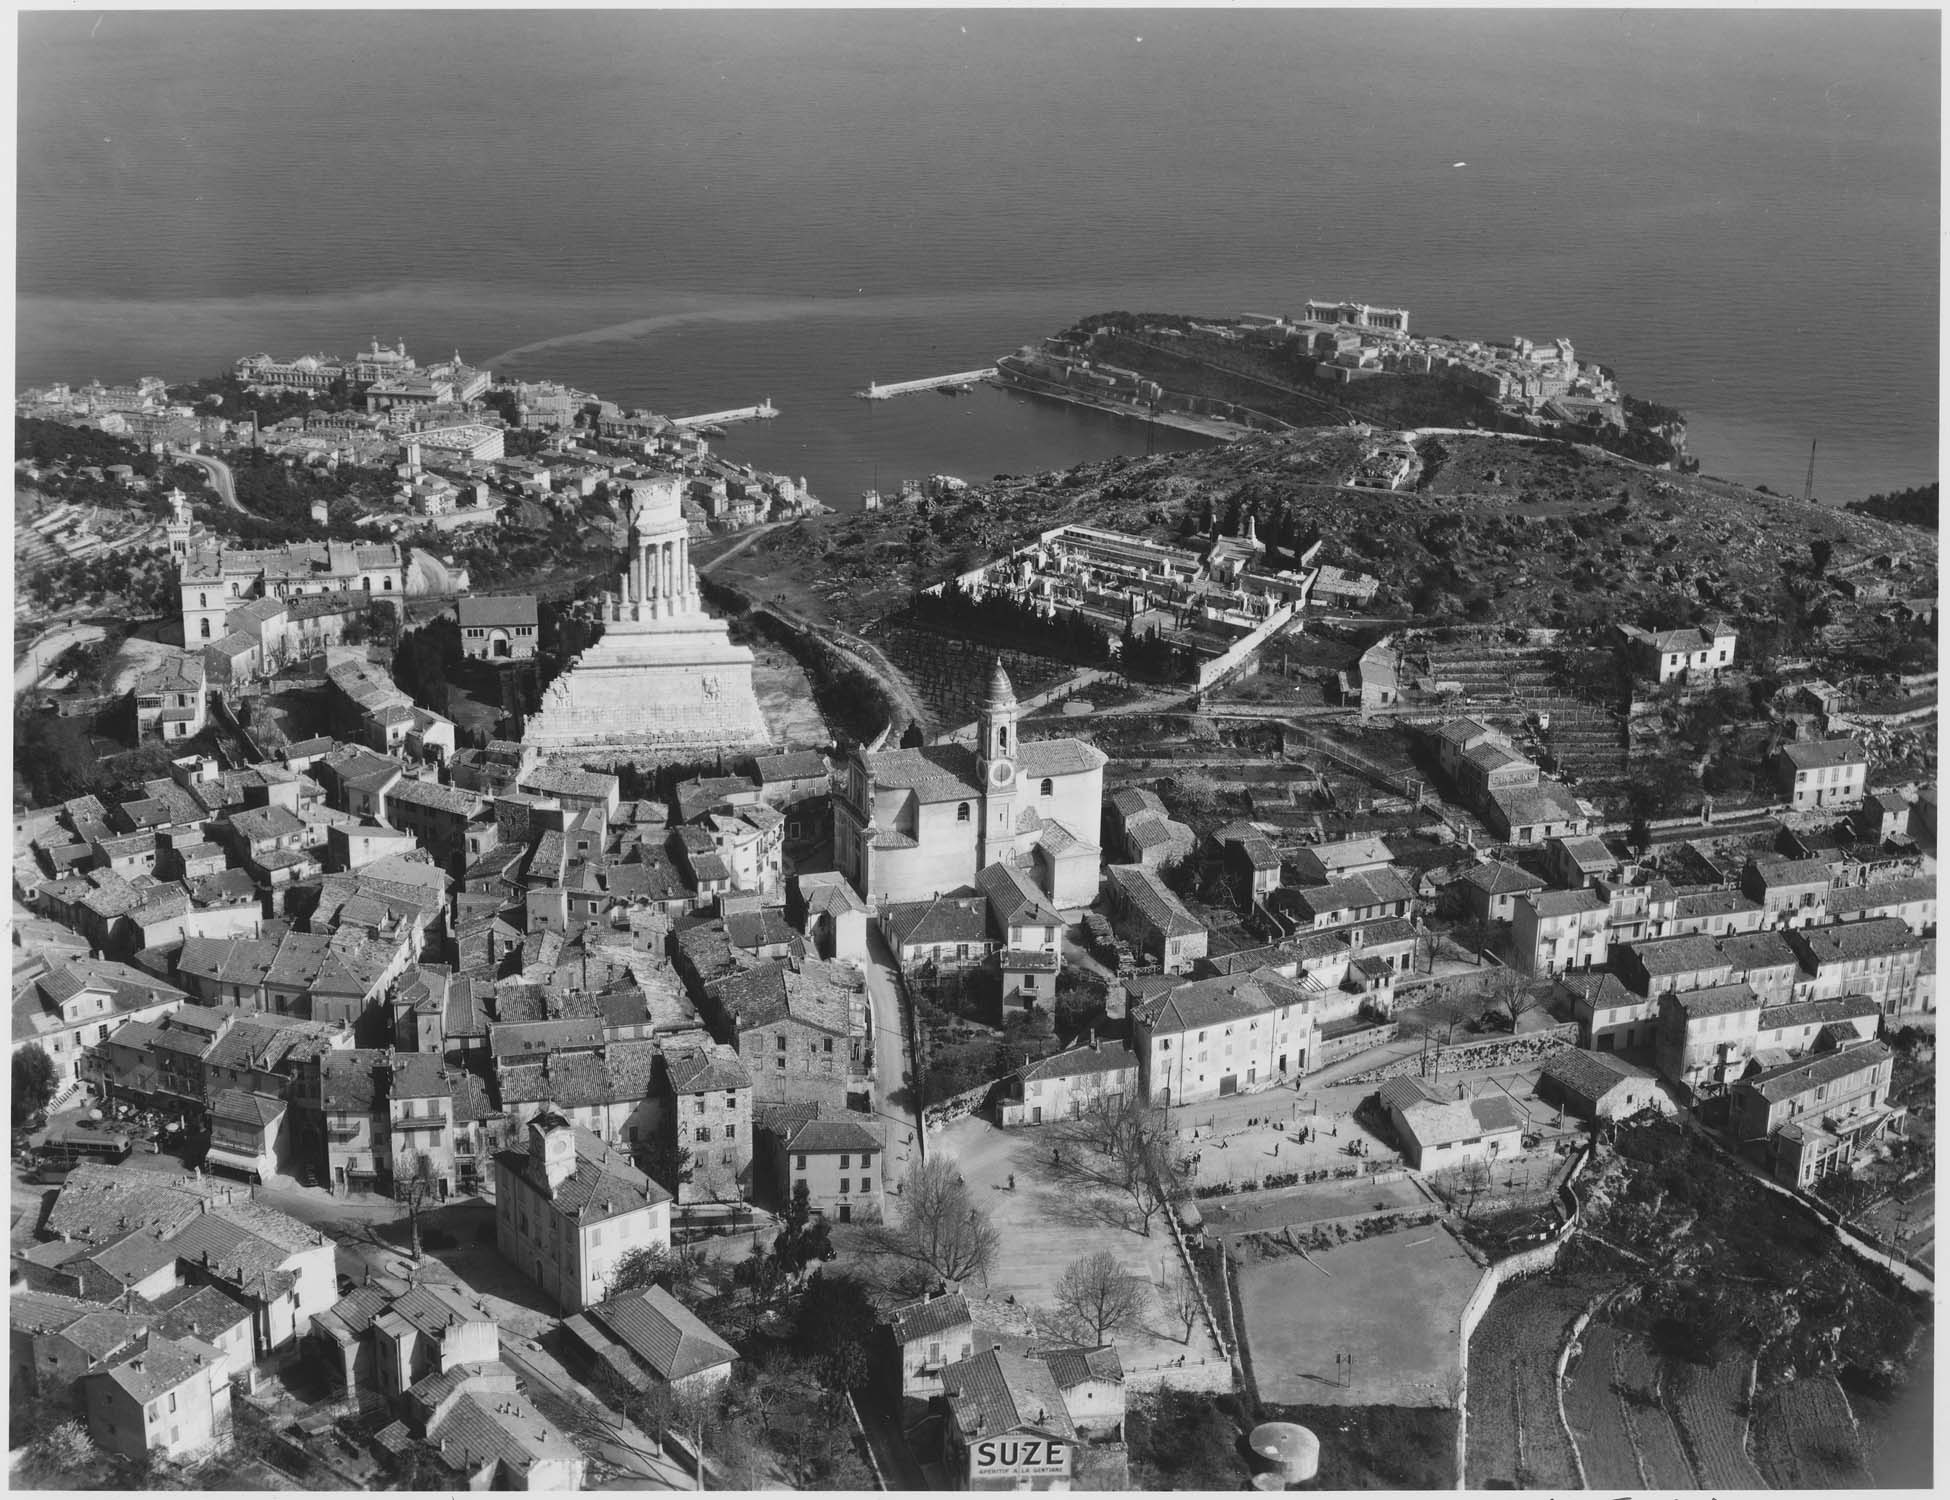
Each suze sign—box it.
[970,1436,1071,1479]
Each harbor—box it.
[669,399,779,429]
[856,367,998,400]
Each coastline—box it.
[988,373,1264,442]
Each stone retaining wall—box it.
[1336,1023,1579,1086]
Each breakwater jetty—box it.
[669,400,779,428]
[856,368,998,399]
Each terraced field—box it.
[1463,1273,1604,1489]
[1665,1349,1766,1489]
[1607,1330,1696,1489]
[1752,1375,1874,1489]
[1560,1320,1643,1488]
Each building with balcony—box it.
[1730,1040,1899,1189]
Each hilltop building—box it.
[523,475,770,752]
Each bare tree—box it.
[1060,1093,1182,1238]
[1489,962,1547,1030]
[1053,1250,1144,1344]
[1432,1157,1492,1221]
[1160,1260,1203,1345]
[396,1149,436,1260]
[859,1155,1001,1291]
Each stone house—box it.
[1103,864,1208,975]
[999,1038,1140,1127]
[1729,1040,1899,1189]
[1773,737,1869,812]
[1132,971,1314,1107]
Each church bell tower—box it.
[976,660,1019,864]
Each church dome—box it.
[986,659,1017,708]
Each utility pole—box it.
[1803,439,1817,504]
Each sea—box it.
[15,10,1939,510]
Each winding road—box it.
[172,449,243,512]
[14,622,107,693]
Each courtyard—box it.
[927,1115,1228,1381]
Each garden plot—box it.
[1609,1329,1697,1489]
[1560,1319,1643,1489]
[1752,1373,1873,1490]
[1665,1348,1765,1490]
[1462,1271,1608,1490]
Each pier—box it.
[669,400,779,429]
[856,368,998,400]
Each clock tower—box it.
[976,659,1019,866]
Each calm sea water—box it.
[16,11,1939,507]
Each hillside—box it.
[708,427,1933,659]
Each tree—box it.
[774,1180,836,1276]
[1058,1094,1182,1237]
[1453,916,1496,966]
[13,1043,56,1126]
[1160,1260,1203,1345]
[396,1149,436,1260]
[1433,1157,1492,1221]
[859,1155,1001,1293]
[638,1137,693,1197]
[791,1271,879,1391]
[1489,963,1548,1030]
[1053,1250,1144,1344]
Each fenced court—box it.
[1236,1222,1479,1408]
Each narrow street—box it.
[862,922,923,1199]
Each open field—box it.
[1237,1223,1478,1408]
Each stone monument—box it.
[523,473,772,752]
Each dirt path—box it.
[695,521,785,576]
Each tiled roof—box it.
[1757,994,1881,1032]
[884,896,991,951]
[1021,1041,1136,1083]
[1017,738,1107,778]
[1106,864,1205,940]
[1293,868,1413,916]
[942,1347,1076,1442]
[494,1119,670,1221]
[1792,918,1924,965]
[1108,786,1166,818]
[102,1333,224,1403]
[1747,857,1834,888]
[887,1292,973,1346]
[1540,1048,1644,1102]
[1136,972,1289,1037]
[1489,780,1585,828]
[860,743,983,804]
[429,1386,581,1475]
[1672,891,1762,919]
[725,907,798,951]
[387,777,485,817]
[146,1283,254,1346]
[754,750,829,783]
[1828,877,1936,915]
[1038,1344,1123,1389]
[978,861,1064,928]
[1668,982,1761,1019]
[457,594,539,628]
[664,1043,751,1095]
[1740,1040,1892,1104]
[779,1109,883,1155]
[581,1285,736,1381]
[209,1090,284,1128]
[1780,738,1867,770]
[1716,930,1802,973]
[1458,861,1546,895]
[1623,934,1730,974]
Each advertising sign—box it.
[970,1436,1071,1480]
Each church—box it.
[833,664,1105,906]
